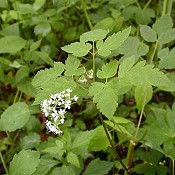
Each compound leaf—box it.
[80,29,108,42]
[61,42,92,57]
[97,60,118,79]
[89,82,118,119]
[97,27,131,57]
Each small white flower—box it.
[73,95,78,101]
[66,88,72,93]
[45,120,63,135]
[60,118,65,124]
[59,109,66,115]
[87,69,93,79]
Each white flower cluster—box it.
[40,88,78,135]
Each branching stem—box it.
[99,114,128,172]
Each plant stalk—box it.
[80,0,93,30]
[126,94,146,174]
[99,114,128,172]
[172,159,174,175]
[162,0,173,16]
[149,40,158,64]
[92,41,96,82]
[0,150,8,175]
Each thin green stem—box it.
[13,89,20,104]
[126,93,147,173]
[92,42,96,82]
[136,0,141,9]
[172,159,174,175]
[143,0,152,9]
[162,0,173,16]
[80,0,93,30]
[149,40,159,64]
[99,114,128,172]
[0,150,8,175]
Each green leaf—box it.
[80,29,108,42]
[153,15,173,36]
[0,35,26,53]
[67,152,81,168]
[97,27,131,57]
[32,156,58,175]
[0,102,30,132]
[0,0,8,8]
[32,62,64,88]
[83,158,113,175]
[30,39,42,51]
[119,37,149,58]
[65,55,84,76]
[89,81,118,119]
[21,133,40,149]
[158,47,175,69]
[118,58,173,88]
[158,28,175,44]
[88,126,110,151]
[134,85,153,112]
[34,22,51,37]
[140,25,157,42]
[97,60,118,79]
[61,42,92,57]
[9,150,40,175]
[15,66,29,83]
[51,165,75,175]
[35,51,54,66]
[33,0,46,10]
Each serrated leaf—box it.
[65,55,84,76]
[97,27,131,57]
[118,58,172,88]
[158,47,169,60]
[135,85,153,112]
[67,152,80,168]
[153,15,173,36]
[89,82,118,119]
[158,28,175,44]
[0,102,30,132]
[9,150,40,175]
[83,158,113,175]
[0,35,26,53]
[80,29,108,42]
[32,62,64,88]
[97,60,118,79]
[61,42,92,57]
[140,25,157,42]
[119,36,149,58]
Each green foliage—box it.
[9,150,40,175]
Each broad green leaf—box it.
[140,25,157,42]
[34,22,51,37]
[119,37,149,58]
[135,85,153,112]
[88,126,110,151]
[71,130,94,155]
[35,51,54,66]
[0,57,12,66]
[118,56,135,78]
[9,150,40,175]
[51,165,75,175]
[158,28,175,44]
[89,81,118,119]
[15,66,29,83]
[0,102,30,132]
[97,27,131,57]
[17,3,35,14]
[32,156,58,175]
[118,59,173,89]
[65,55,84,76]
[83,158,113,175]
[33,0,46,10]
[153,15,173,36]
[32,62,64,88]
[97,60,118,79]
[0,0,8,8]
[61,42,92,57]
[158,47,175,69]
[30,39,42,51]
[67,152,81,168]
[20,133,40,149]
[0,35,26,53]
[94,17,116,32]
[80,29,108,42]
